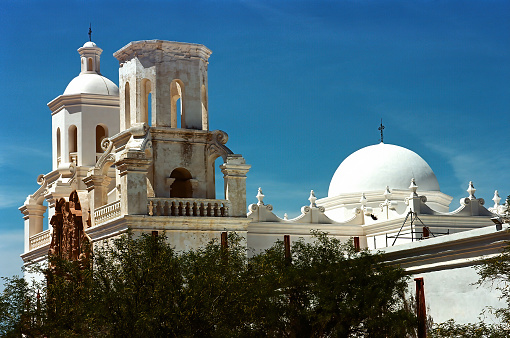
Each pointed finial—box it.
[309,190,317,207]
[493,190,501,208]
[284,213,288,220]
[378,118,385,143]
[360,193,367,207]
[384,186,392,200]
[467,181,476,200]
[409,178,418,197]
[88,23,92,42]
[256,187,265,206]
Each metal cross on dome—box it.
[88,23,92,42]
[378,119,385,143]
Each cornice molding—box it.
[48,94,119,115]
[114,40,212,64]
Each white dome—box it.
[63,73,119,96]
[328,143,440,197]
[82,41,97,48]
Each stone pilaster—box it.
[220,155,251,217]
[19,203,47,252]
[116,151,152,215]
[83,174,112,226]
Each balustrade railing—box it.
[30,229,51,250]
[94,200,121,225]
[148,198,230,217]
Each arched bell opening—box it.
[214,156,224,199]
[170,79,185,128]
[169,168,193,198]
[68,125,78,165]
[95,124,108,152]
[141,78,152,126]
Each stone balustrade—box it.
[94,200,121,225]
[29,229,51,250]
[148,198,231,217]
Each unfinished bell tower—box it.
[110,40,250,217]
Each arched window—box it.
[69,125,77,152]
[56,128,61,165]
[125,82,131,129]
[141,79,152,125]
[96,125,108,153]
[170,80,184,128]
[68,125,78,164]
[170,168,193,198]
[87,58,93,71]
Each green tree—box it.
[1,231,417,337]
[0,275,34,337]
[89,233,183,337]
[247,232,416,337]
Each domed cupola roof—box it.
[328,143,440,197]
[63,41,119,96]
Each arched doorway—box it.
[170,168,193,198]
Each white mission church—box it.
[20,38,510,324]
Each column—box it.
[220,155,251,217]
[116,152,152,215]
[83,174,112,226]
[19,203,47,252]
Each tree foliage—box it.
[429,319,508,338]
[1,232,417,337]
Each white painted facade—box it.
[20,38,510,325]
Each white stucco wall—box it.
[414,265,504,324]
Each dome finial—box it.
[378,118,385,143]
[88,23,92,42]
[309,190,317,207]
[467,181,476,200]
[493,190,501,209]
[256,187,265,206]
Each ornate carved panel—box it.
[49,191,91,263]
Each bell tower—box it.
[114,40,211,131]
[112,40,250,216]
[48,40,119,169]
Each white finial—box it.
[493,190,501,208]
[284,213,288,220]
[360,193,367,207]
[467,181,476,200]
[409,178,418,197]
[384,186,392,200]
[309,190,317,207]
[256,187,265,205]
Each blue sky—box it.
[1,0,509,279]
